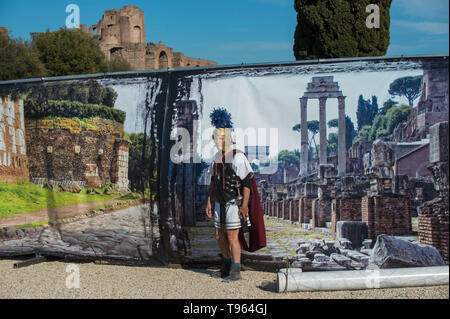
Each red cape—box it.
[228,150,267,252]
[238,174,267,252]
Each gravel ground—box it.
[0,259,447,299]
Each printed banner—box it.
[0,55,448,267]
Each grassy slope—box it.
[0,181,133,218]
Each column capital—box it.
[318,96,328,103]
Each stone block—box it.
[330,253,352,267]
[338,239,352,248]
[369,234,446,268]
[323,240,336,248]
[347,250,369,266]
[339,249,348,256]
[304,182,318,197]
[297,244,310,254]
[313,253,330,263]
[336,221,368,250]
[362,239,373,249]
[318,164,336,180]
[429,121,448,163]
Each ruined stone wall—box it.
[299,197,313,224]
[25,118,129,189]
[146,42,217,70]
[396,145,431,178]
[83,5,217,71]
[292,199,300,222]
[174,53,218,68]
[418,121,449,263]
[331,198,362,234]
[312,198,331,228]
[418,197,449,263]
[362,195,412,241]
[110,138,131,191]
[0,96,29,182]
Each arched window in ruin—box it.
[159,51,168,69]
[132,26,141,43]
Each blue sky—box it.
[0,0,448,65]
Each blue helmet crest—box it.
[209,107,233,129]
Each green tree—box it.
[293,120,320,158]
[277,149,300,167]
[359,104,412,141]
[385,104,412,133]
[25,81,118,108]
[353,125,372,144]
[356,95,378,130]
[327,116,357,149]
[327,132,338,155]
[381,98,398,114]
[293,0,392,60]
[388,75,423,106]
[31,28,108,76]
[0,28,47,81]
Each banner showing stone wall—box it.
[0,75,168,265]
[0,96,29,182]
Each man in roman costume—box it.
[205,108,266,281]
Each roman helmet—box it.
[210,107,235,153]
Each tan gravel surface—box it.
[0,259,447,299]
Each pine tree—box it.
[293,0,392,60]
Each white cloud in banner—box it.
[104,83,148,134]
[194,69,423,159]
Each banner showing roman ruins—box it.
[0,55,448,267]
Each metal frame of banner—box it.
[0,54,448,86]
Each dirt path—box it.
[0,199,121,228]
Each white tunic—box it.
[211,150,253,230]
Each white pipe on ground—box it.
[277,266,449,292]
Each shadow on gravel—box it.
[257,280,278,293]
[181,266,221,278]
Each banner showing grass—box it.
[0,181,137,218]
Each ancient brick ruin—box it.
[257,59,449,263]
[80,5,217,71]
[0,96,29,182]
[25,117,130,190]
[418,122,449,263]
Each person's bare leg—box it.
[223,228,242,281]
[215,228,231,259]
[226,229,241,264]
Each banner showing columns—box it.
[299,76,346,176]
